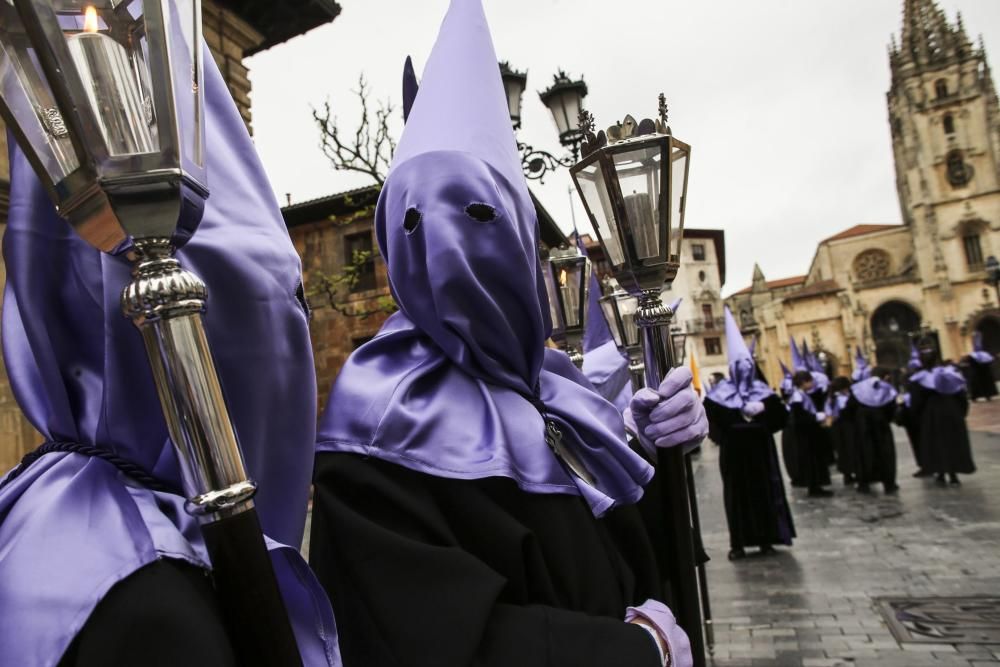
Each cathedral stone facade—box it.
[727,0,1000,386]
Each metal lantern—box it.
[671,327,688,365]
[539,247,566,344]
[571,96,707,667]
[0,0,207,251]
[548,244,590,367]
[499,61,527,130]
[570,97,690,296]
[539,70,587,151]
[600,279,645,390]
[0,2,302,663]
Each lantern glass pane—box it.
[552,258,586,331]
[574,161,624,266]
[613,145,663,262]
[0,3,80,181]
[670,145,689,262]
[52,0,160,157]
[600,296,623,348]
[166,0,203,167]
[540,260,565,337]
[503,76,524,124]
[616,292,640,348]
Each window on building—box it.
[698,270,707,283]
[935,79,949,99]
[344,231,376,293]
[704,337,722,356]
[691,243,706,261]
[964,234,984,270]
[943,113,955,135]
[947,150,973,188]
[702,303,715,330]
[853,249,892,283]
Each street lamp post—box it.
[985,255,1000,305]
[0,2,301,664]
[569,96,707,666]
[500,62,588,182]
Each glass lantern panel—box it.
[164,0,203,168]
[670,145,689,262]
[546,90,579,137]
[613,144,663,262]
[503,77,524,124]
[599,296,623,348]
[574,161,624,266]
[616,292,640,348]
[540,260,565,337]
[0,3,80,181]
[53,0,160,157]
[552,258,586,331]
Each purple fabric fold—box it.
[582,339,633,408]
[911,366,967,395]
[970,351,994,364]
[706,306,774,409]
[0,47,338,666]
[826,392,849,419]
[850,377,898,407]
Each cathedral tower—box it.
[887,0,1000,296]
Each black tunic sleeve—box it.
[58,559,236,667]
[310,453,662,667]
[760,395,788,433]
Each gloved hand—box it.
[624,367,708,455]
[741,401,765,419]
[625,599,692,667]
[815,411,827,423]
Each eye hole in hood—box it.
[465,202,497,223]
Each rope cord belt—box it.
[0,441,177,494]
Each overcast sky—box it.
[246,0,1000,296]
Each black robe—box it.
[788,401,831,491]
[895,397,923,470]
[780,416,803,487]
[809,388,836,467]
[910,384,976,475]
[309,452,669,667]
[58,560,236,667]
[705,395,795,550]
[967,359,998,401]
[841,396,897,490]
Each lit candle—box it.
[559,268,581,328]
[67,6,153,155]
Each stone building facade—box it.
[0,2,341,471]
[727,0,1000,386]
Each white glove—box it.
[815,411,827,422]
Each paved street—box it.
[692,400,1000,666]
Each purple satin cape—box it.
[788,389,818,415]
[911,366,967,395]
[850,377,898,408]
[583,339,633,409]
[705,360,774,410]
[826,392,849,419]
[0,49,338,667]
[316,0,651,517]
[970,351,994,364]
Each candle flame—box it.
[559,269,568,287]
[83,6,99,33]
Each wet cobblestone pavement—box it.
[692,399,1000,666]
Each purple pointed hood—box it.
[803,339,824,373]
[970,331,993,364]
[852,346,872,381]
[851,376,898,407]
[778,360,794,397]
[706,307,773,409]
[911,366,967,395]
[0,49,337,665]
[581,238,614,354]
[316,0,651,517]
[790,337,807,372]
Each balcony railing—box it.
[684,316,726,334]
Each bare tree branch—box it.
[312,73,396,185]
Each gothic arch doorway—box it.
[870,301,921,369]
[974,315,1000,354]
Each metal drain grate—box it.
[876,597,1000,645]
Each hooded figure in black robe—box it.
[787,371,833,497]
[705,309,794,561]
[307,3,708,665]
[842,370,899,494]
[826,376,856,485]
[909,355,976,485]
[966,332,997,401]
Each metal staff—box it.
[685,452,714,654]
[123,238,302,666]
[636,291,707,667]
